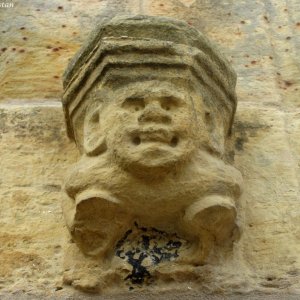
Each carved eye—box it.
[90,111,100,123]
[122,97,145,112]
[160,97,179,111]
[162,104,170,111]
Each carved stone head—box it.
[61,15,242,292]
[63,15,237,175]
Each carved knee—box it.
[71,195,133,258]
[183,195,240,245]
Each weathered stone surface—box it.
[59,15,244,293]
[0,0,299,298]
[0,103,299,297]
[0,103,78,294]
[234,103,300,290]
[0,0,299,108]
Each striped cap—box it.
[62,15,237,141]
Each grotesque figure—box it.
[62,15,243,291]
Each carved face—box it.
[84,79,212,175]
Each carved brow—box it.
[124,96,144,102]
[163,96,179,102]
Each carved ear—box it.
[83,107,107,156]
[204,110,225,156]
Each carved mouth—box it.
[130,128,178,147]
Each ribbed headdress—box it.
[62,15,237,142]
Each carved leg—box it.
[179,195,239,265]
[63,194,133,292]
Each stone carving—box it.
[61,15,243,292]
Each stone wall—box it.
[0,0,299,298]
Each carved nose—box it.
[138,104,171,124]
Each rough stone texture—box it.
[1,0,299,107]
[0,103,77,295]
[60,15,243,293]
[0,0,300,298]
[235,103,300,289]
[1,102,299,297]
